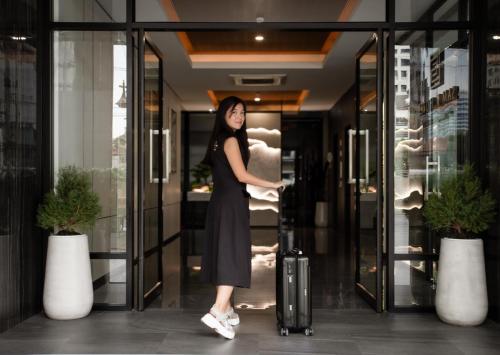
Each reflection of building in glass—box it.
[487,54,500,89]
[394,36,469,267]
[395,45,411,143]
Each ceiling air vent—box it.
[230,74,286,87]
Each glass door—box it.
[137,33,165,310]
[352,33,384,312]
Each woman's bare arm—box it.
[224,137,280,189]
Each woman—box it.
[199,96,285,340]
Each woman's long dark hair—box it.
[201,96,250,167]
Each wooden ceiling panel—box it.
[185,31,331,52]
[208,90,309,112]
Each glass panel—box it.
[142,41,162,299]
[136,0,385,22]
[396,0,469,22]
[53,31,128,253]
[393,30,469,255]
[358,39,378,297]
[187,112,215,196]
[53,0,126,22]
[394,260,436,306]
[92,259,126,304]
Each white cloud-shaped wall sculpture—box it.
[245,131,281,211]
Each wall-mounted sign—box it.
[419,85,459,114]
[430,50,445,89]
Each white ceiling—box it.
[143,0,385,111]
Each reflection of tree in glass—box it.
[190,163,212,190]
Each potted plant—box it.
[190,162,212,191]
[423,163,496,326]
[37,166,101,320]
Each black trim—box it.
[40,0,52,296]
[137,28,145,311]
[44,0,478,314]
[90,253,127,259]
[163,232,181,247]
[92,304,130,311]
[48,21,474,32]
[393,254,439,261]
[386,29,396,312]
[182,111,190,228]
[376,28,384,313]
[92,274,108,291]
[125,0,135,311]
[354,34,384,312]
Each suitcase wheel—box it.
[304,328,314,336]
[280,327,289,336]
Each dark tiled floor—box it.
[1,308,500,354]
[3,227,498,353]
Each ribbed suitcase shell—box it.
[276,250,312,331]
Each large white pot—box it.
[436,238,488,326]
[43,234,93,320]
[315,201,328,227]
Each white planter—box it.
[43,234,93,320]
[436,238,488,326]
[315,201,328,227]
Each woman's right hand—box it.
[273,180,286,191]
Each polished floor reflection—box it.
[150,226,368,311]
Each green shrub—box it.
[190,162,211,186]
[37,166,101,235]
[423,163,496,238]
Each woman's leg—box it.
[213,285,233,313]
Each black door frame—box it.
[137,33,165,310]
[354,31,384,312]
[45,0,477,312]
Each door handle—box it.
[362,129,369,187]
[348,129,355,184]
[163,128,170,183]
[425,155,440,200]
[149,129,159,183]
[149,129,170,184]
[348,129,369,185]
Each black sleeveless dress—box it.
[200,133,252,288]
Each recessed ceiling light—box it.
[493,35,500,40]
[256,17,265,23]
[255,34,264,42]
[254,96,261,102]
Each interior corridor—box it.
[150,227,369,311]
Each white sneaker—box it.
[201,310,235,340]
[226,307,240,326]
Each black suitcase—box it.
[275,187,313,336]
[276,249,313,336]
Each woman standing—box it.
[199,96,285,339]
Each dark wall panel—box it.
[0,0,44,333]
[483,29,500,322]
